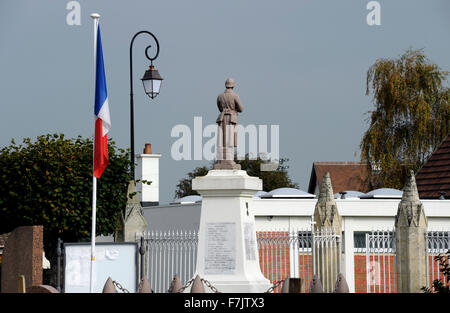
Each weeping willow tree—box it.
[361,49,450,189]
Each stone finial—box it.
[333,273,349,293]
[309,275,324,293]
[190,275,205,293]
[280,277,302,293]
[280,277,290,293]
[402,170,420,203]
[314,172,341,228]
[168,274,183,293]
[102,277,118,293]
[395,170,427,227]
[126,180,140,205]
[137,277,152,293]
[318,172,335,202]
[115,180,148,242]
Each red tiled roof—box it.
[416,135,450,199]
[308,162,370,194]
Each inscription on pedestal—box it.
[205,223,236,275]
[244,223,256,261]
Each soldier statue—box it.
[214,78,243,170]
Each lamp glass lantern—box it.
[141,65,163,99]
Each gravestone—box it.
[1,226,44,293]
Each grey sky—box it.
[1,0,449,204]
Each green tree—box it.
[0,134,132,284]
[361,48,450,189]
[421,251,450,294]
[174,156,298,199]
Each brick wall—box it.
[257,231,313,293]
[354,254,449,293]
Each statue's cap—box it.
[225,78,235,88]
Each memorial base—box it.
[190,170,271,293]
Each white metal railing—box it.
[312,227,341,293]
[365,229,396,293]
[137,230,198,293]
[257,228,314,293]
[137,227,341,293]
[426,230,450,290]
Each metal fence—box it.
[257,229,314,293]
[365,230,397,293]
[426,230,450,289]
[365,229,450,293]
[312,227,341,293]
[137,230,198,293]
[137,227,341,293]
[136,228,450,293]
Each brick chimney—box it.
[135,143,161,206]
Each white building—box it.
[135,142,450,293]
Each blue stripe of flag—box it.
[94,25,107,116]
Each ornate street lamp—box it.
[129,31,163,180]
[141,65,163,99]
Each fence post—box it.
[56,238,62,292]
[139,236,145,280]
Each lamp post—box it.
[129,31,163,180]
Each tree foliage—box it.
[174,156,298,199]
[361,48,450,189]
[421,251,450,294]
[0,134,132,254]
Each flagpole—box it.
[90,12,100,294]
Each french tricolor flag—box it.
[93,24,110,178]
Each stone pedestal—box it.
[191,170,271,293]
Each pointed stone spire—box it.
[333,273,349,293]
[115,180,148,242]
[168,274,183,293]
[309,275,324,293]
[395,170,428,293]
[314,172,342,229]
[137,276,152,293]
[402,170,420,202]
[313,172,342,292]
[126,179,140,205]
[102,277,118,293]
[395,170,427,228]
[190,275,205,293]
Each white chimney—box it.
[136,143,161,206]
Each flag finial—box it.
[90,13,100,19]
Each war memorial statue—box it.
[213,78,243,170]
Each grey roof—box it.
[261,187,315,198]
[171,195,202,204]
[359,188,403,199]
[253,190,268,198]
[334,190,365,199]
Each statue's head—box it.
[225,78,235,88]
